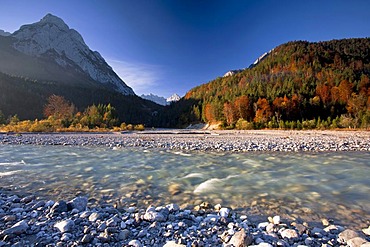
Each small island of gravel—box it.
[1,129,370,152]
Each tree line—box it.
[0,95,145,132]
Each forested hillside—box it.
[159,38,370,129]
[0,72,162,125]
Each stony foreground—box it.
[1,130,370,246]
[1,130,370,152]
[1,192,369,247]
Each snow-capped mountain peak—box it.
[166,93,181,103]
[141,94,167,106]
[141,93,181,105]
[223,69,244,77]
[39,13,69,30]
[10,13,134,95]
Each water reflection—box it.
[0,145,369,227]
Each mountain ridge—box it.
[141,93,181,105]
[8,13,134,95]
[141,94,167,106]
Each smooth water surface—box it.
[0,145,369,226]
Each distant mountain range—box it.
[0,14,160,123]
[141,93,181,106]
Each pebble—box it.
[321,218,330,226]
[50,200,68,214]
[88,212,101,222]
[280,229,299,239]
[272,215,280,225]
[347,237,368,247]
[3,215,16,222]
[219,208,230,218]
[143,206,166,222]
[363,226,370,236]
[67,196,88,212]
[81,233,93,243]
[128,239,143,247]
[338,229,363,244]
[54,219,75,233]
[163,241,187,247]
[0,220,29,236]
[227,228,253,247]
[168,183,182,196]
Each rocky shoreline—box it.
[1,130,370,246]
[1,191,369,247]
[1,130,370,152]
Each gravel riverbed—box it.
[1,130,370,152]
[1,192,369,247]
[1,130,370,246]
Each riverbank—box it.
[1,130,369,246]
[1,191,369,247]
[1,130,370,152]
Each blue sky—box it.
[0,0,369,97]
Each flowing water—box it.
[0,145,369,227]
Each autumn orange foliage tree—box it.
[44,95,75,120]
[254,98,272,123]
[223,102,237,125]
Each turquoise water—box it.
[0,145,369,226]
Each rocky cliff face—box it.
[10,14,134,95]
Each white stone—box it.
[219,207,230,217]
[272,215,281,224]
[257,222,269,229]
[163,241,186,247]
[363,226,370,236]
[347,237,367,247]
[280,229,299,239]
[88,212,100,222]
[144,206,166,222]
[128,239,143,247]
[166,203,180,212]
[54,219,75,233]
[338,229,362,244]
[255,243,274,247]
[228,228,253,247]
